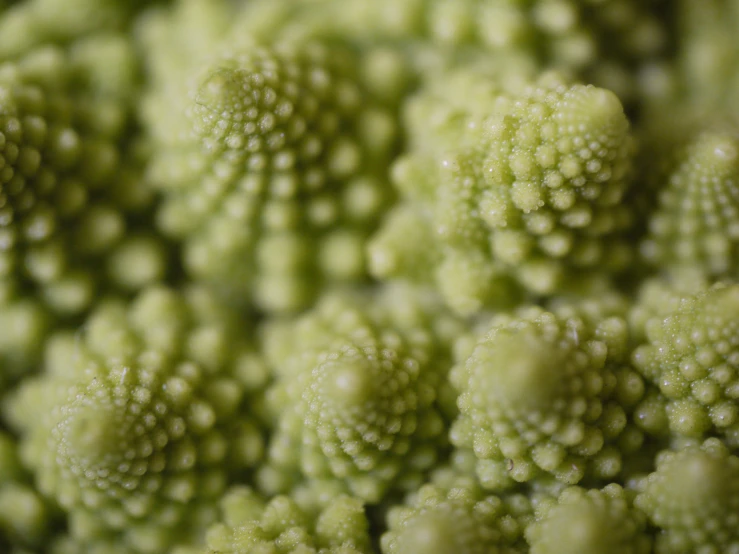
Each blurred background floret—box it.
[0,35,170,391]
[140,1,404,314]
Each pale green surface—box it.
[201,487,370,554]
[4,0,739,553]
[382,471,532,554]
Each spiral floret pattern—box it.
[451,307,644,488]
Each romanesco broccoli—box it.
[1,1,739,553]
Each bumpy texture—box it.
[259,285,463,502]
[381,471,532,554]
[634,438,739,554]
[3,0,739,552]
[0,38,168,386]
[144,28,400,313]
[370,71,635,314]
[450,306,644,489]
[640,127,739,276]
[6,286,267,553]
[632,283,739,442]
[285,0,671,105]
[201,486,370,554]
[526,484,650,554]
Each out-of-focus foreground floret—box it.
[5,286,267,553]
[634,438,739,554]
[526,484,650,554]
[258,285,464,503]
[370,70,636,314]
[194,485,371,554]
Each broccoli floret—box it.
[201,486,371,554]
[0,38,169,386]
[381,470,532,554]
[526,484,650,554]
[286,0,670,105]
[258,285,463,502]
[450,306,644,488]
[640,127,739,276]
[634,438,739,553]
[662,0,739,113]
[0,0,738,552]
[632,283,739,441]
[627,268,710,343]
[370,70,636,314]
[5,285,267,553]
[144,35,400,313]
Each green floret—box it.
[370,71,636,314]
[259,285,463,503]
[0,38,169,384]
[145,32,400,313]
[5,285,267,554]
[631,283,739,442]
[634,438,739,553]
[201,486,371,554]
[639,127,739,276]
[526,484,650,554]
[381,471,532,554]
[450,306,645,489]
